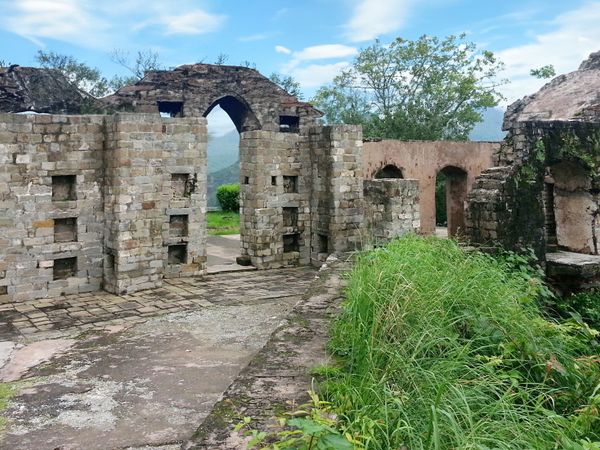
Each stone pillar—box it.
[309,125,364,263]
[103,114,206,295]
[239,130,311,268]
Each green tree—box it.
[530,64,556,79]
[269,73,303,99]
[312,34,506,140]
[35,50,109,98]
[109,49,162,90]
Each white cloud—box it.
[288,62,350,88]
[239,33,273,42]
[275,45,292,55]
[144,10,225,36]
[0,0,226,48]
[293,44,358,61]
[496,1,600,103]
[344,0,413,42]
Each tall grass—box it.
[326,236,600,449]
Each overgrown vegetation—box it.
[216,183,240,212]
[309,236,600,449]
[0,383,16,433]
[207,211,240,236]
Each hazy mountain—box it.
[208,130,239,173]
[207,161,239,208]
[469,107,506,141]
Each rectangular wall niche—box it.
[52,175,76,201]
[283,207,298,228]
[168,244,187,264]
[283,234,300,253]
[283,175,298,193]
[171,174,190,197]
[169,215,189,238]
[279,115,300,133]
[53,257,77,280]
[0,285,7,296]
[158,101,184,118]
[318,234,329,254]
[54,217,77,243]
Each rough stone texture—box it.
[103,64,322,133]
[466,120,600,260]
[364,179,420,242]
[184,254,351,450]
[0,112,207,303]
[503,51,600,130]
[0,113,105,303]
[309,126,365,264]
[546,251,600,294]
[0,66,87,114]
[362,140,498,235]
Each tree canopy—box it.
[312,34,506,141]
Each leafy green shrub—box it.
[323,235,600,449]
[553,289,600,331]
[216,183,240,212]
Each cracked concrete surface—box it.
[0,267,316,450]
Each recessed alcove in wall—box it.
[374,164,403,179]
[53,257,77,280]
[168,244,187,264]
[169,215,189,238]
[52,175,76,201]
[171,174,190,197]
[283,175,298,193]
[283,234,300,253]
[54,218,77,243]
[0,285,7,296]
[283,207,298,228]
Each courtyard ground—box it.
[0,267,316,450]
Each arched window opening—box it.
[374,164,403,179]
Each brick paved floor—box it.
[0,267,316,339]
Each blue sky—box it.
[1,0,599,135]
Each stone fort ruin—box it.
[1,52,598,303]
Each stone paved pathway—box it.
[0,267,318,450]
[0,268,316,339]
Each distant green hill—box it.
[208,161,239,208]
[208,130,239,173]
[469,107,506,141]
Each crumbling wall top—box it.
[103,63,322,132]
[0,65,86,114]
[503,50,600,130]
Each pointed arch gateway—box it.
[203,95,261,133]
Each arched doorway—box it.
[435,166,468,238]
[204,96,260,271]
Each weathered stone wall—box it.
[0,112,207,303]
[104,64,321,133]
[103,114,207,295]
[362,140,498,234]
[309,125,364,264]
[0,113,105,302]
[239,130,310,268]
[465,120,600,259]
[363,179,420,243]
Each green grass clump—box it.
[0,383,16,433]
[325,235,600,449]
[207,211,240,235]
